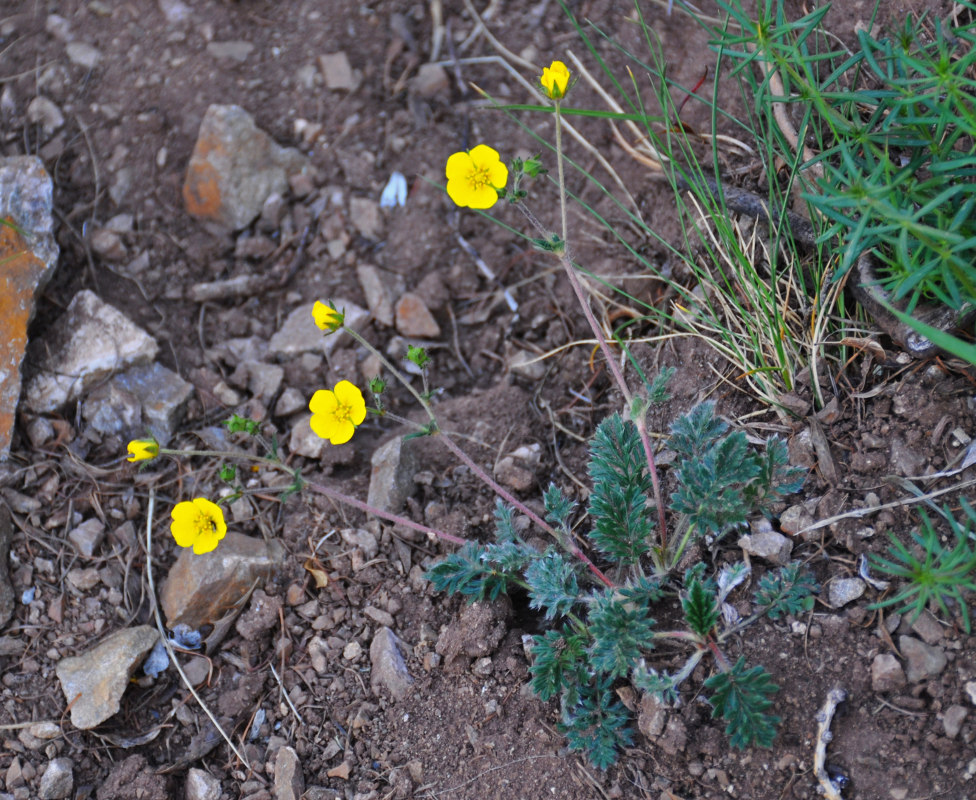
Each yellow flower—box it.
[309,380,367,445]
[540,60,571,100]
[170,498,227,555]
[313,301,343,332]
[127,438,159,462]
[445,145,509,209]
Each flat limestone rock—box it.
[55,626,159,730]
[24,290,159,413]
[183,104,309,231]
[0,156,59,459]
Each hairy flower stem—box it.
[436,432,613,588]
[340,322,613,586]
[304,479,467,545]
[156,447,465,545]
[552,102,668,550]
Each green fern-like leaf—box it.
[424,541,532,601]
[493,499,520,543]
[526,550,581,620]
[753,563,819,620]
[704,657,780,749]
[559,677,634,769]
[668,401,728,460]
[425,542,487,597]
[587,414,655,564]
[746,436,806,511]
[682,576,721,637]
[529,628,590,703]
[543,483,576,532]
[587,589,655,677]
[671,431,759,538]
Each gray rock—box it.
[82,381,142,437]
[206,41,254,62]
[26,96,64,134]
[370,627,414,700]
[112,362,193,445]
[356,264,394,327]
[349,197,382,240]
[870,653,906,692]
[55,626,159,729]
[160,533,285,630]
[244,361,284,405]
[289,413,325,459]
[0,156,59,459]
[827,577,865,608]
[507,349,546,381]
[737,530,792,565]
[340,528,379,561]
[67,518,105,558]
[268,300,368,358]
[367,436,416,516]
[965,680,976,706]
[0,507,14,629]
[185,768,221,800]
[944,704,968,739]
[24,290,159,413]
[65,41,100,69]
[890,436,925,477]
[275,387,306,417]
[898,635,947,683]
[395,292,441,338]
[778,503,815,537]
[318,52,358,91]
[183,104,309,231]
[38,758,73,800]
[410,63,449,97]
[273,746,304,800]
[909,610,944,645]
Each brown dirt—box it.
[2,1,975,799]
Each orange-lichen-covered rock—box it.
[0,156,59,460]
[183,104,309,231]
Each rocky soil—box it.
[1,1,975,799]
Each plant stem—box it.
[552,102,668,550]
[436,432,613,588]
[303,478,467,545]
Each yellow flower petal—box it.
[126,438,159,462]
[309,382,367,444]
[313,301,343,331]
[540,60,571,99]
[444,145,508,209]
[170,498,226,554]
[333,380,367,425]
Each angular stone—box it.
[161,533,286,630]
[370,627,413,700]
[349,197,382,240]
[112,362,193,445]
[367,436,416,516]
[24,290,158,413]
[268,300,368,358]
[274,746,304,800]
[899,635,947,683]
[395,292,441,338]
[870,653,906,693]
[82,380,142,438]
[66,41,100,69]
[183,105,309,231]
[318,52,357,91]
[943,705,968,739]
[185,768,221,800]
[827,577,865,608]
[0,156,59,459]
[357,264,394,327]
[68,518,105,558]
[737,530,792,566]
[289,413,325,459]
[410,63,449,97]
[55,626,159,729]
[909,610,943,645]
[38,758,73,800]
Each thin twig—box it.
[144,490,251,770]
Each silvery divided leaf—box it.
[858,553,890,591]
[380,171,407,208]
[717,561,750,603]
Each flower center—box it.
[196,513,217,537]
[335,400,354,424]
[467,165,492,190]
